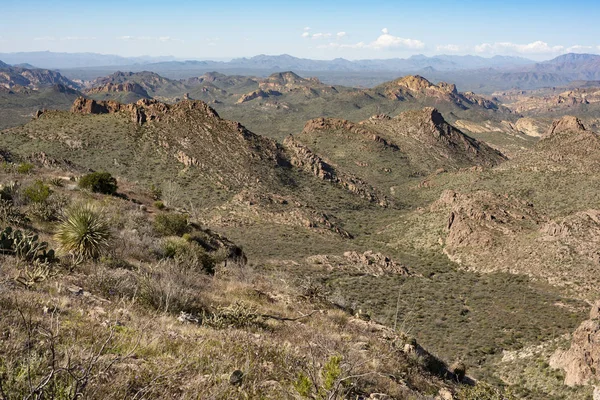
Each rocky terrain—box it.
[3,56,600,398]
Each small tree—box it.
[78,172,118,195]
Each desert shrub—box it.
[88,266,138,299]
[16,162,34,174]
[456,382,516,400]
[293,373,313,398]
[28,193,69,222]
[55,203,111,261]
[153,200,165,210]
[149,184,162,200]
[450,361,467,382]
[23,180,51,204]
[137,260,207,314]
[160,237,215,274]
[78,172,118,195]
[203,301,260,329]
[153,213,189,236]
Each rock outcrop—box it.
[550,301,600,386]
[306,250,409,276]
[283,135,390,207]
[302,117,398,149]
[236,89,281,104]
[363,107,507,168]
[543,115,586,138]
[432,189,540,251]
[86,82,151,98]
[378,75,500,111]
[70,97,215,125]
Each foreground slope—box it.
[0,159,464,399]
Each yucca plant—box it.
[55,203,111,262]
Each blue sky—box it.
[1,0,599,60]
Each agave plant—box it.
[55,203,111,262]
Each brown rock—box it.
[550,301,600,385]
[544,116,586,138]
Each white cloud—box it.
[301,32,310,38]
[369,29,425,50]
[34,36,57,41]
[317,29,425,50]
[475,41,564,55]
[336,32,347,39]
[566,45,594,52]
[304,27,311,31]
[436,44,461,53]
[317,29,424,50]
[311,33,332,39]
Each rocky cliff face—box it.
[550,301,600,386]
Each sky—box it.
[1,0,599,61]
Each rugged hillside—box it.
[0,64,77,90]
[285,108,505,206]
[0,83,82,130]
[86,71,188,102]
[67,70,518,142]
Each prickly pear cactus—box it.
[0,226,55,262]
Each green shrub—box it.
[322,355,343,391]
[160,237,215,274]
[456,383,516,400]
[153,200,165,210]
[23,180,51,204]
[154,213,189,236]
[16,163,34,174]
[78,172,118,195]
[55,203,111,261]
[293,373,313,398]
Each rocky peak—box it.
[267,71,306,85]
[394,75,434,92]
[70,97,220,125]
[544,115,586,138]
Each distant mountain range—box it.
[0,51,536,71]
[0,51,178,69]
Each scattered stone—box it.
[229,370,244,386]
